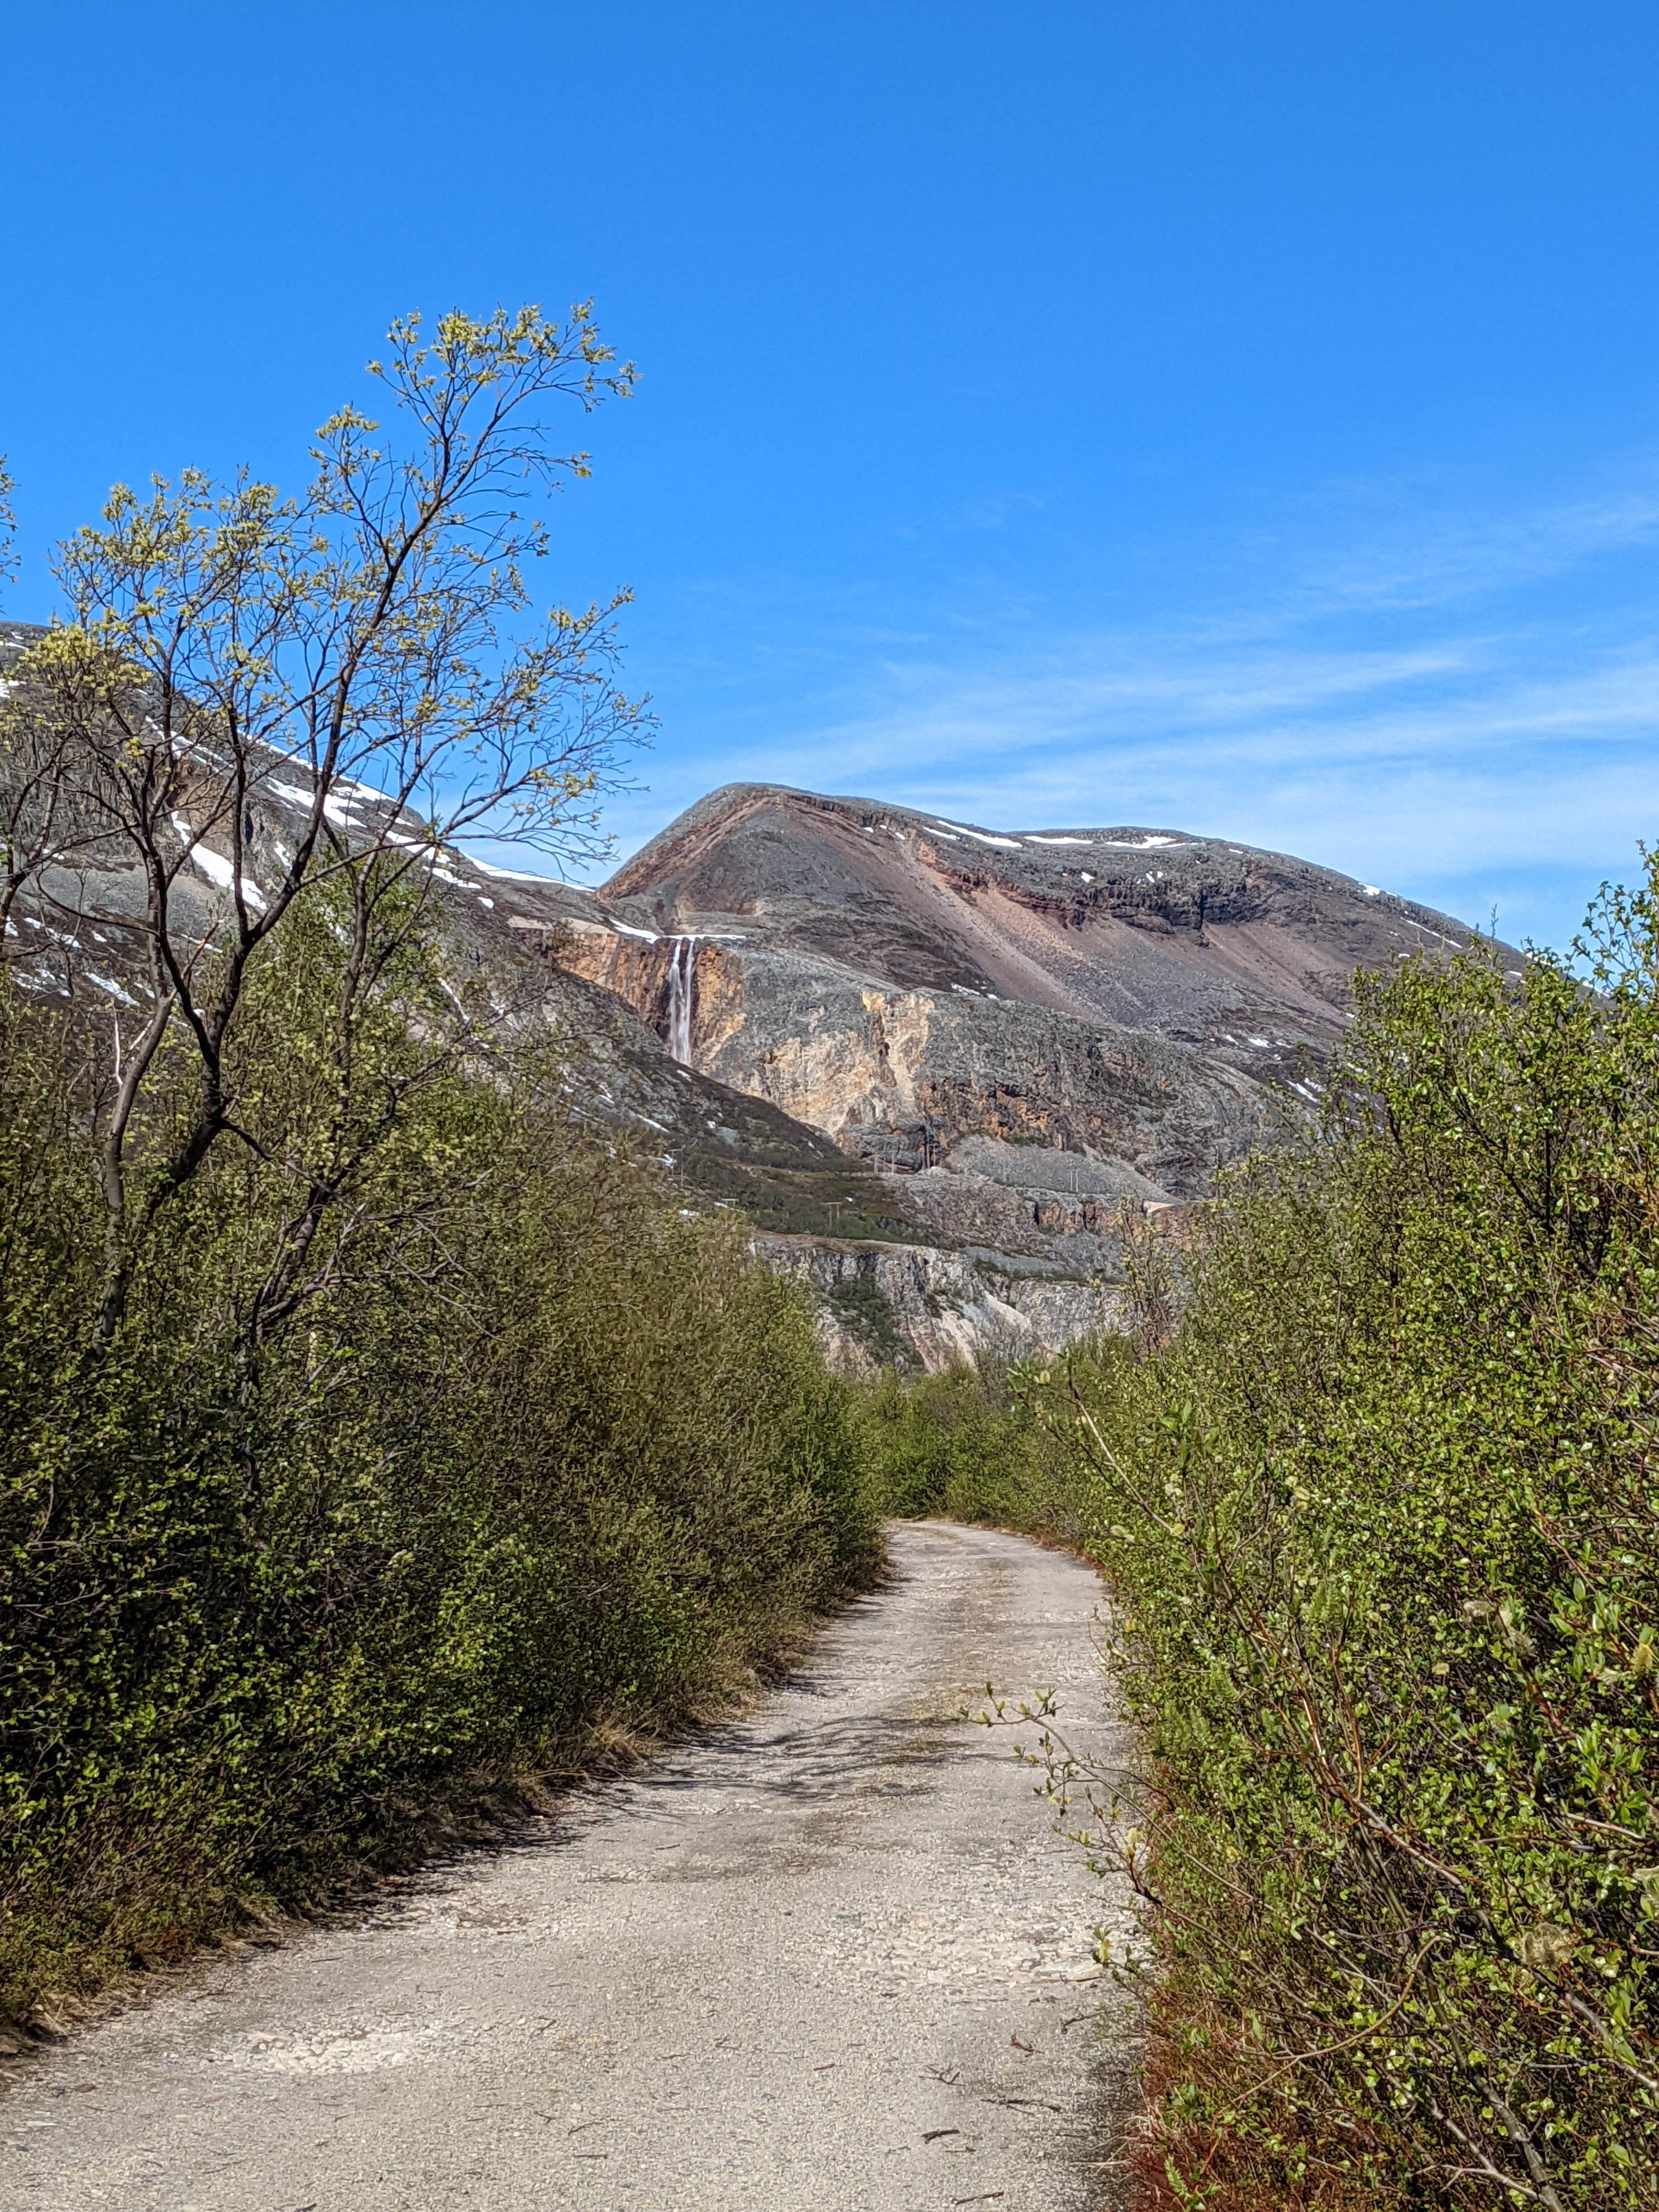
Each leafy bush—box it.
[0,898,877,2023]
[0,304,879,2029]
[855,1359,1073,1528]
[1024,872,1659,2209]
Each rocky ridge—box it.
[556,781,1498,1193]
[534,785,1503,1354]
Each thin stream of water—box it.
[666,934,696,1063]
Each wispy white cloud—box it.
[1214,457,1659,618]
[589,454,1659,945]
[689,628,1659,868]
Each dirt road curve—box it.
[2,1522,1135,2211]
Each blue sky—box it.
[5,3,1659,949]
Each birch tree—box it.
[0,306,648,1340]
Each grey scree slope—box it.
[2,1525,1136,2211]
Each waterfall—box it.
[665,935,696,1063]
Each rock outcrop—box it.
[753,1233,1125,1377]
[552,783,1498,1201]
[527,781,1504,1362]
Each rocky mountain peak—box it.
[557,781,1503,1201]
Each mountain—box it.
[0,625,1503,1369]
[548,780,1500,1191]
[513,781,1504,1364]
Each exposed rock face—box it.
[535,781,1505,1361]
[554,782,1500,1203]
[876,1135,1172,1278]
[754,1234,1125,1377]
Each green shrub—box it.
[0,306,882,2027]
[1026,869,1659,2209]
[0,899,878,2021]
[855,1358,1072,1529]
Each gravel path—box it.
[2,1522,1136,2211]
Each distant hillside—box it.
[0,628,1506,1368]
[553,782,1508,1198]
